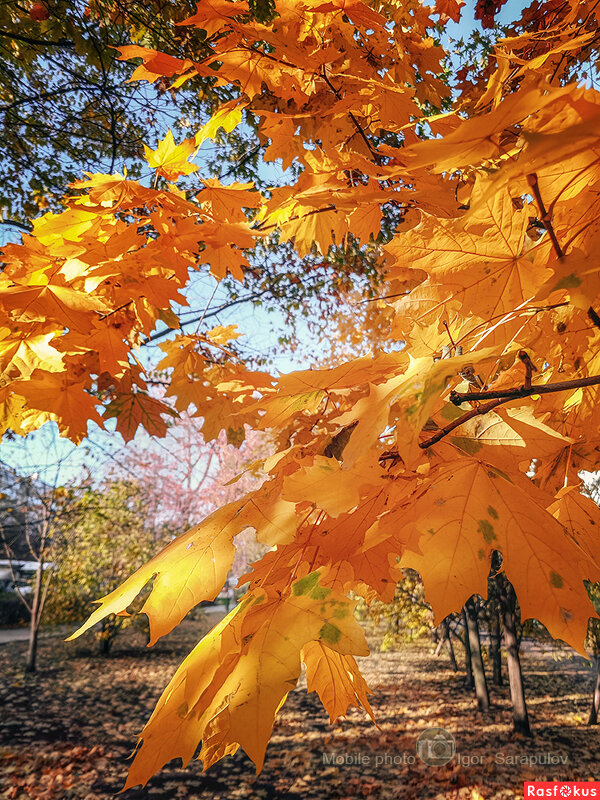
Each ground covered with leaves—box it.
[1,617,599,800]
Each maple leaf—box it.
[434,0,465,23]
[401,458,600,653]
[474,0,508,28]
[333,348,497,469]
[68,499,247,646]
[205,324,243,345]
[123,573,368,788]
[144,131,199,181]
[386,187,553,335]
[0,283,109,334]
[404,87,569,173]
[31,208,99,245]
[449,406,573,471]
[114,45,195,83]
[0,329,64,386]
[281,455,384,518]
[103,392,176,442]
[194,100,246,146]
[61,323,131,377]
[177,0,249,38]
[11,371,103,443]
[198,179,261,221]
[302,641,375,723]
[306,0,386,30]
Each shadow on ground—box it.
[1,617,597,799]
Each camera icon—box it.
[416,727,456,766]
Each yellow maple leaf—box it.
[143,130,199,181]
[123,573,368,788]
[401,457,600,653]
[302,641,375,723]
[194,99,245,147]
[68,499,247,645]
[0,329,64,385]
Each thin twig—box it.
[320,69,382,165]
[527,173,564,258]
[378,371,600,455]
[528,173,600,331]
[518,350,537,389]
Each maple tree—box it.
[3,0,600,788]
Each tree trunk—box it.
[434,623,444,655]
[435,618,458,670]
[446,618,458,671]
[490,605,503,686]
[461,606,474,689]
[488,550,503,687]
[589,657,600,725]
[25,557,44,673]
[499,575,532,737]
[99,635,112,655]
[465,597,490,712]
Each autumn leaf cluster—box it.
[3,0,600,788]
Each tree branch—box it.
[0,218,33,232]
[1,85,81,113]
[528,173,564,258]
[378,371,600,457]
[380,397,507,460]
[419,399,508,448]
[321,70,382,165]
[450,373,600,405]
[0,30,74,48]
[253,203,337,233]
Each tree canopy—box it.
[3,0,600,788]
[1,0,380,354]
[0,0,227,227]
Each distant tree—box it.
[44,480,165,654]
[0,453,79,672]
[107,416,271,589]
[585,583,600,725]
[365,570,434,651]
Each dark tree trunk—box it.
[465,597,490,712]
[490,605,503,686]
[461,606,474,689]
[444,618,458,671]
[488,551,503,686]
[589,657,600,725]
[499,575,532,737]
[99,636,111,656]
[99,618,118,656]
